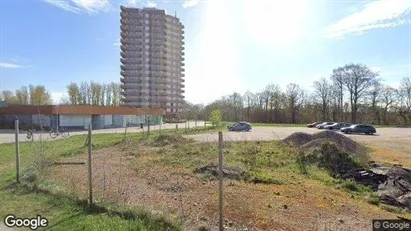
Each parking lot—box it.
[185,127,411,143]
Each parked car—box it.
[324,122,351,130]
[341,124,376,135]
[316,122,335,129]
[307,121,323,128]
[227,121,252,131]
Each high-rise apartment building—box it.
[120,6,185,114]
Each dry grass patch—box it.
[45,137,411,230]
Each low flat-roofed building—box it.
[0,104,165,130]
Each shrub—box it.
[209,109,222,127]
[312,142,364,175]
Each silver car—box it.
[324,122,351,130]
[316,122,335,129]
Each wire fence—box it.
[11,116,234,229]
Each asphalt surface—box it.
[184,127,411,143]
[0,121,206,144]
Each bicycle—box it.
[49,127,70,139]
[26,129,36,141]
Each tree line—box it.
[181,63,411,126]
[0,85,52,105]
[0,81,121,106]
[62,81,121,106]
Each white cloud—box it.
[126,0,138,6]
[71,0,111,13]
[113,38,121,49]
[182,0,199,8]
[325,0,411,39]
[43,0,111,14]
[43,0,81,13]
[0,62,24,68]
[146,0,156,8]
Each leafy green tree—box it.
[209,109,222,127]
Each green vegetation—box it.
[209,109,222,127]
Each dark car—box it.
[307,121,322,128]
[316,122,335,129]
[341,124,376,135]
[324,122,351,130]
[227,122,252,131]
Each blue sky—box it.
[0,0,411,104]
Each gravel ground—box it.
[185,127,411,143]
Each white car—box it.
[316,122,335,129]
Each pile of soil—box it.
[194,164,244,180]
[282,130,367,155]
[152,134,193,147]
[281,132,313,146]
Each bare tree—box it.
[101,84,106,106]
[90,81,102,105]
[367,80,382,124]
[60,95,71,105]
[340,63,379,123]
[28,85,35,104]
[267,84,282,123]
[79,81,90,104]
[15,86,30,104]
[243,90,253,121]
[106,84,112,106]
[331,67,345,120]
[285,83,305,124]
[380,85,396,125]
[397,77,411,124]
[313,77,332,121]
[1,90,17,103]
[110,82,121,106]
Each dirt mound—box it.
[152,134,193,146]
[195,165,244,180]
[281,132,313,146]
[282,130,367,155]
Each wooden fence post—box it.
[15,119,20,184]
[218,131,224,231]
[124,122,128,141]
[88,124,93,206]
[147,117,150,136]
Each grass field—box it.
[0,127,227,231]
